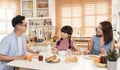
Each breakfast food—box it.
[93,56,107,67]
[52,57,60,62]
[65,56,78,62]
[94,57,100,63]
[45,55,56,62]
[25,54,32,61]
[94,56,107,64]
[71,56,78,62]
[65,57,71,62]
[45,55,60,63]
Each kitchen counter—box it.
[26,40,53,47]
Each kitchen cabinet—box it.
[21,0,55,42]
[21,0,49,18]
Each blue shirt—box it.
[0,31,26,70]
[92,35,113,55]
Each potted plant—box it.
[106,48,119,70]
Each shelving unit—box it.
[21,0,49,18]
[27,18,52,40]
[21,0,55,42]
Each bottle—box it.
[66,49,72,56]
[46,44,52,56]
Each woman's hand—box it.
[100,48,107,56]
[83,50,91,55]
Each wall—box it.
[112,0,120,41]
[112,0,120,29]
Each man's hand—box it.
[16,54,26,60]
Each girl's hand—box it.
[72,51,81,55]
[52,48,58,54]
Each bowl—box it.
[35,39,44,43]
[58,51,67,56]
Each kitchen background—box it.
[0,0,120,44]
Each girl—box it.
[52,26,81,55]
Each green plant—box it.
[106,48,119,61]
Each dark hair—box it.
[12,15,25,28]
[61,25,73,35]
[57,26,73,49]
[100,21,113,45]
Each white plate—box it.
[94,62,107,68]
[84,55,99,60]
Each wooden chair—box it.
[72,37,91,47]
[72,37,91,53]
[14,67,19,70]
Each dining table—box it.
[7,54,109,70]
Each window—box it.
[0,0,20,41]
[0,9,14,32]
[61,6,82,37]
[56,0,111,37]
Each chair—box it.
[72,37,91,53]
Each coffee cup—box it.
[38,55,43,61]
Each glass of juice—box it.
[25,54,32,61]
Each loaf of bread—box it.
[65,56,78,62]
[65,57,71,62]
[45,55,56,62]
[70,56,78,62]
[52,57,60,62]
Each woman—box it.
[52,25,81,55]
[83,21,115,55]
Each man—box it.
[0,15,27,70]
